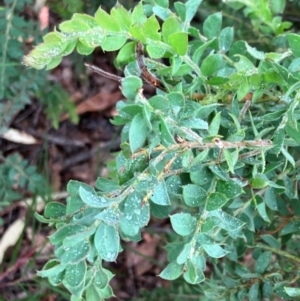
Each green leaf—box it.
[149,95,168,109]
[49,224,86,245]
[280,221,300,235]
[64,261,86,288]
[72,13,99,28]
[150,201,170,218]
[168,32,188,55]
[223,148,238,173]
[193,149,209,165]
[174,2,186,22]
[209,165,230,181]
[38,260,66,278]
[272,128,285,155]
[57,241,90,264]
[270,0,286,14]
[202,244,227,258]
[146,43,166,58]
[181,117,208,129]
[94,206,122,225]
[208,111,221,135]
[94,223,120,262]
[86,285,103,301]
[94,7,120,31]
[159,261,183,280]
[63,228,96,247]
[201,54,224,76]
[76,41,94,55]
[237,80,249,101]
[66,196,85,215]
[33,42,67,59]
[162,17,181,42]
[256,195,271,222]
[249,283,260,301]
[207,209,244,232]
[129,24,146,42]
[191,165,214,185]
[93,266,109,289]
[101,35,127,52]
[79,186,119,208]
[155,0,169,8]
[153,5,172,20]
[183,259,205,284]
[284,287,300,297]
[131,2,147,24]
[183,184,207,207]
[143,105,152,130]
[170,213,197,236]
[206,192,228,211]
[192,39,215,65]
[245,43,265,60]
[216,180,244,199]
[261,234,281,249]
[182,149,194,168]
[264,68,285,85]
[168,91,185,115]
[218,27,234,52]
[234,55,255,72]
[46,57,63,70]
[201,216,220,233]
[44,202,66,218]
[255,251,272,274]
[251,174,269,189]
[121,76,143,99]
[95,177,119,192]
[263,281,273,298]
[159,116,175,145]
[142,15,160,40]
[176,243,191,264]
[185,0,203,23]
[286,122,300,144]
[97,285,114,299]
[203,12,222,39]
[264,187,278,211]
[195,103,220,119]
[111,3,131,30]
[43,32,63,44]
[129,113,148,153]
[287,33,300,57]
[120,192,150,236]
[151,180,171,206]
[59,19,90,33]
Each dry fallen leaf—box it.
[0,218,25,263]
[0,128,39,144]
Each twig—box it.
[136,41,166,91]
[85,63,123,82]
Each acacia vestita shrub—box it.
[24,0,300,300]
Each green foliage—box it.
[0,0,79,231]
[24,0,300,300]
[0,153,49,225]
[0,0,78,132]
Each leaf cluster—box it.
[0,0,77,132]
[24,0,300,300]
[0,0,77,227]
[0,153,48,225]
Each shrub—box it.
[24,0,300,300]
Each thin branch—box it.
[85,63,123,82]
[255,244,300,264]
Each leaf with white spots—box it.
[94,223,120,262]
